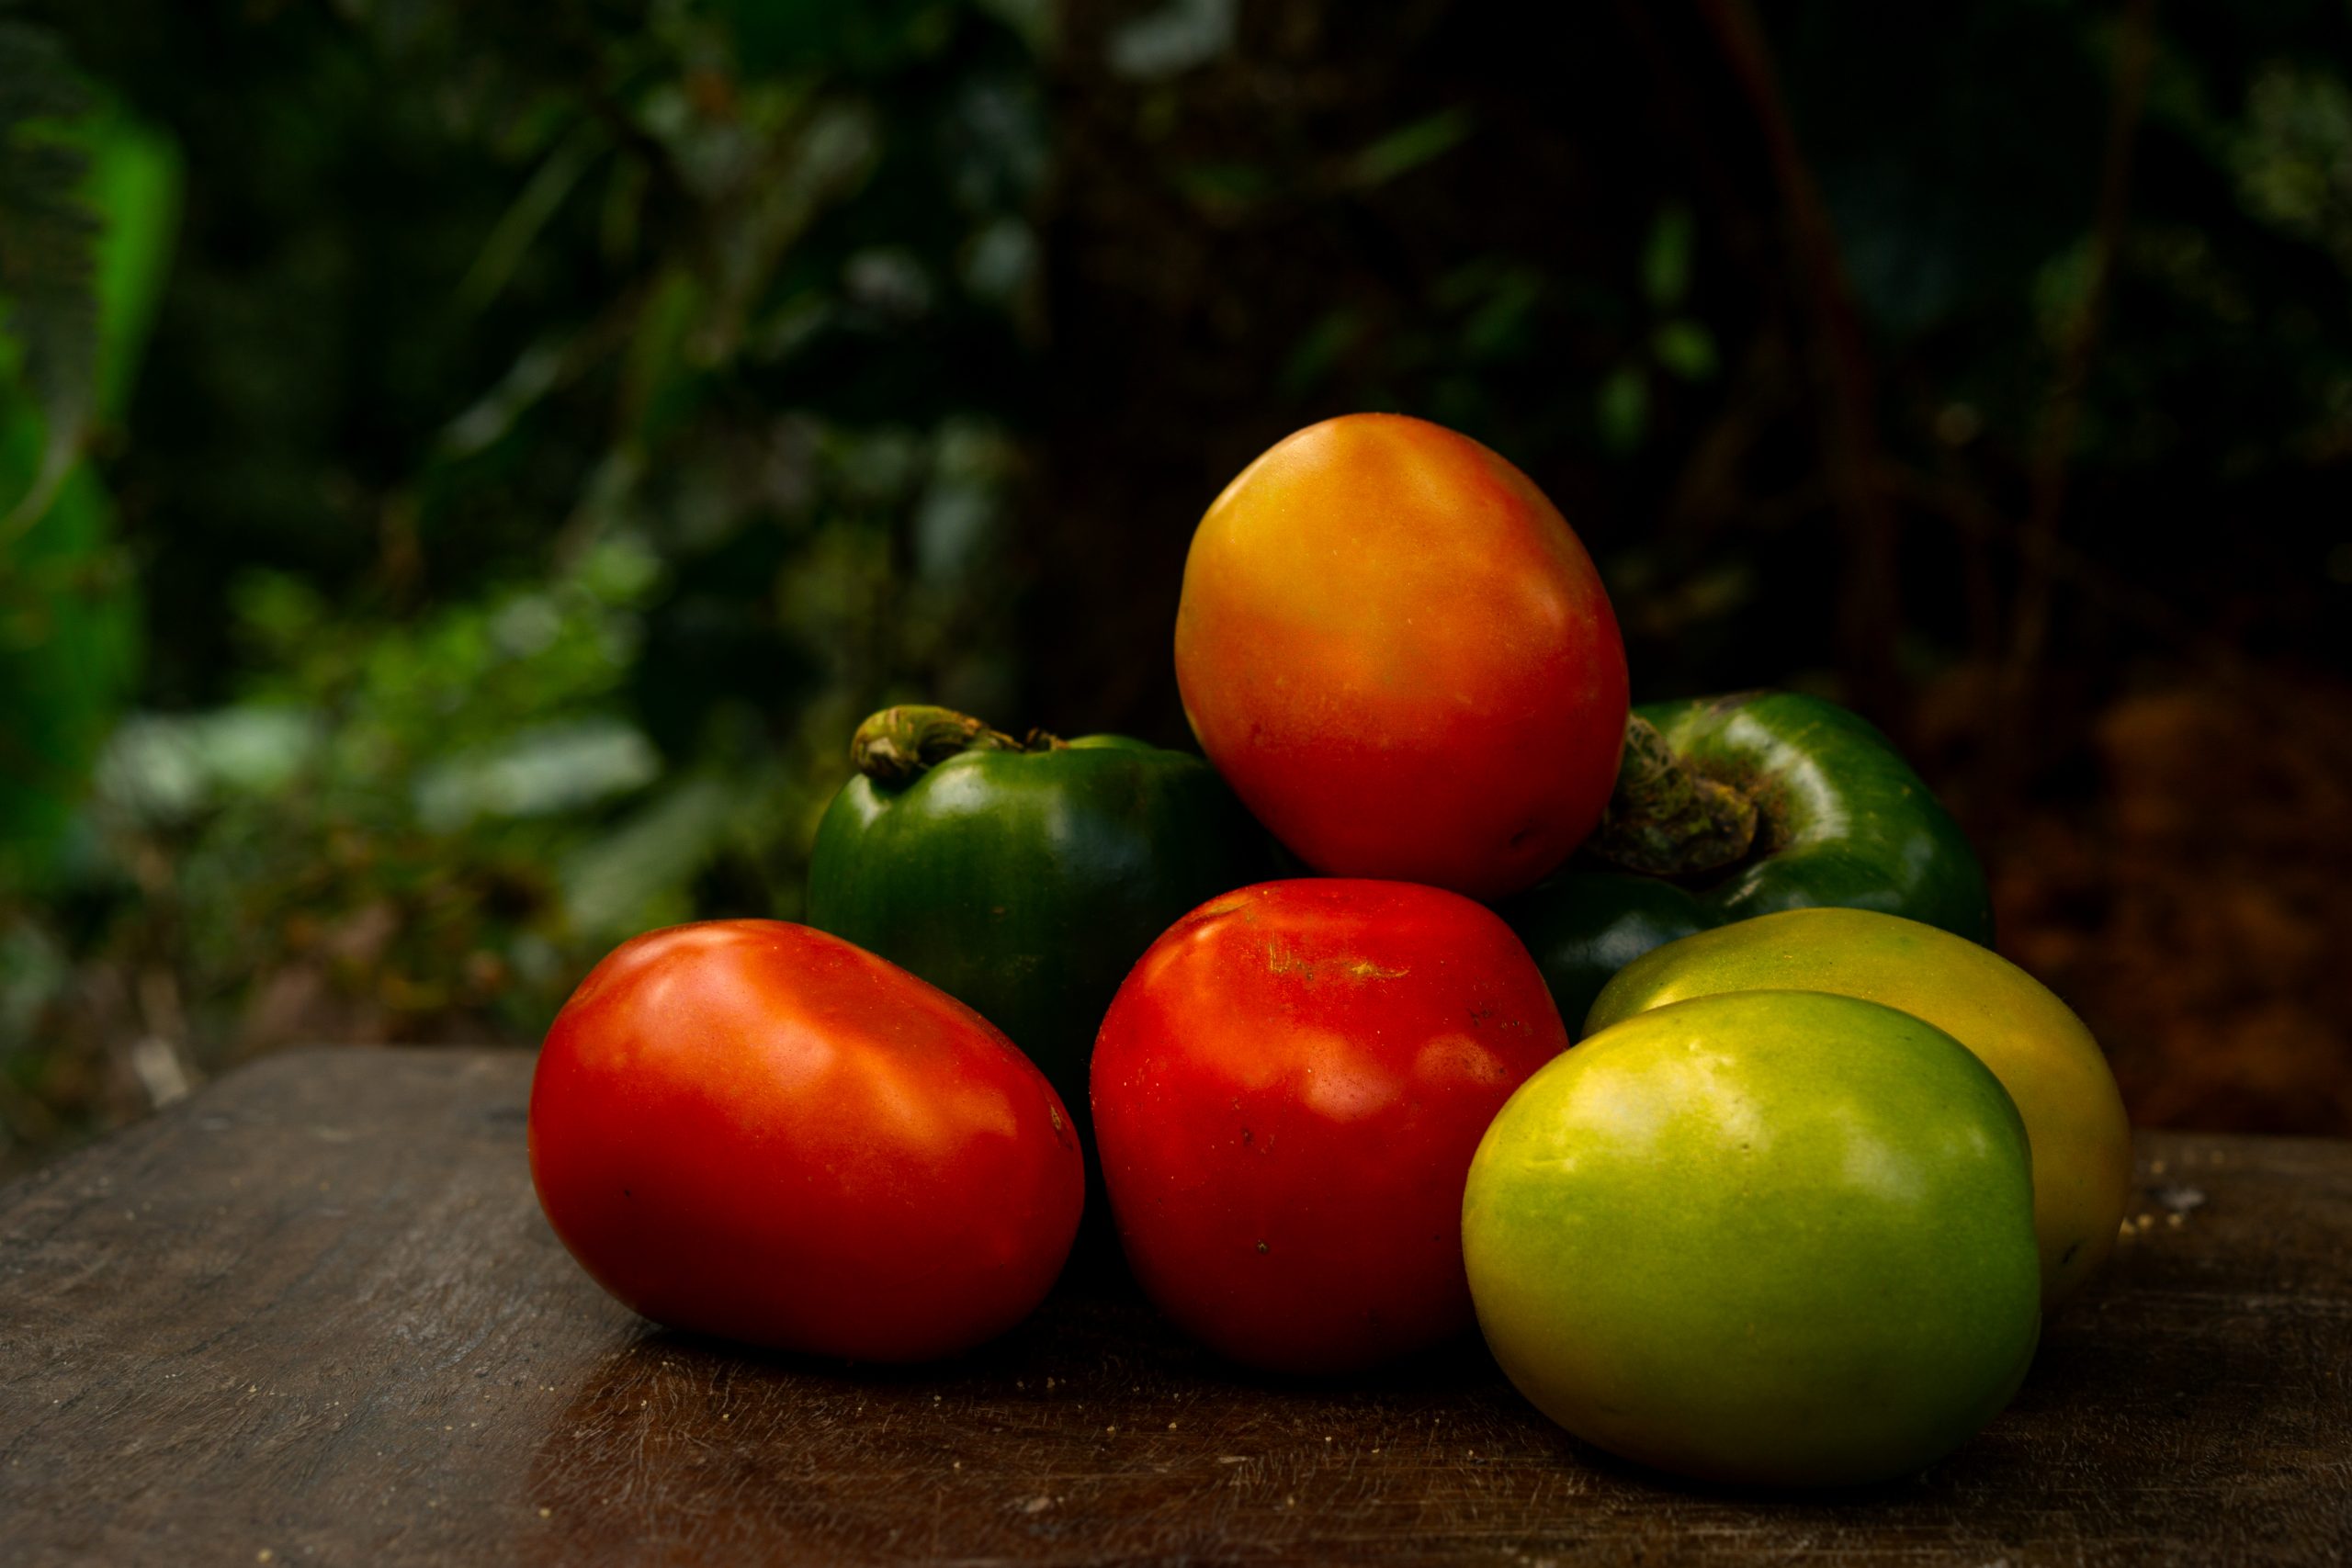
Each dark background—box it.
[4,0,2349,1171]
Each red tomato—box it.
[1091,880,1568,1373]
[528,920,1083,1360]
[1175,413,1629,901]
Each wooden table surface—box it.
[1,1048,2346,1566]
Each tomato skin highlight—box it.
[1174,413,1630,901]
[1091,880,1569,1373]
[527,919,1083,1361]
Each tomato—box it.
[1464,991,2042,1486]
[1091,879,1568,1373]
[1585,907,2133,1308]
[1174,414,1629,900]
[528,920,1083,1361]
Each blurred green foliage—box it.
[0,0,1047,1156]
[2,0,2349,1160]
[0,42,173,887]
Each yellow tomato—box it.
[1586,907,2133,1307]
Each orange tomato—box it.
[1175,414,1628,900]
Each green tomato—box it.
[1463,990,2041,1487]
[1586,908,2132,1309]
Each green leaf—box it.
[1345,107,1475,190]
[0,459,135,881]
[0,74,176,881]
[1174,162,1275,211]
[1280,309,1363,397]
[81,112,176,419]
[459,124,603,312]
[1597,365,1648,452]
[1653,319,1718,380]
[1461,267,1544,361]
[1642,203,1694,309]
[560,774,736,941]
[974,0,1055,53]
[414,719,662,831]
[1108,0,1237,82]
[2233,63,2352,272]
[0,19,97,534]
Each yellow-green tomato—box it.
[1586,907,2131,1308]
[1463,990,2041,1487]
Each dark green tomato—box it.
[806,722,1272,1151]
[1499,692,1991,1032]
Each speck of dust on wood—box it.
[0,1046,2346,1568]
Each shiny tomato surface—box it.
[1091,880,1569,1373]
[1174,414,1629,900]
[529,920,1083,1361]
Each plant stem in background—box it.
[1991,0,2159,816]
[1696,0,1905,736]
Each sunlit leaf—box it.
[560,773,734,941]
[96,707,323,826]
[413,718,661,831]
[1107,0,1235,82]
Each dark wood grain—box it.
[2,1048,2346,1566]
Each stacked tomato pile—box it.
[529,415,2133,1487]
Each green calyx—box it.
[850,705,1066,786]
[1500,691,1992,1032]
[1583,714,1759,879]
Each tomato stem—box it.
[850,705,1065,784]
[1584,716,1759,877]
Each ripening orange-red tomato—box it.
[1175,414,1629,901]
